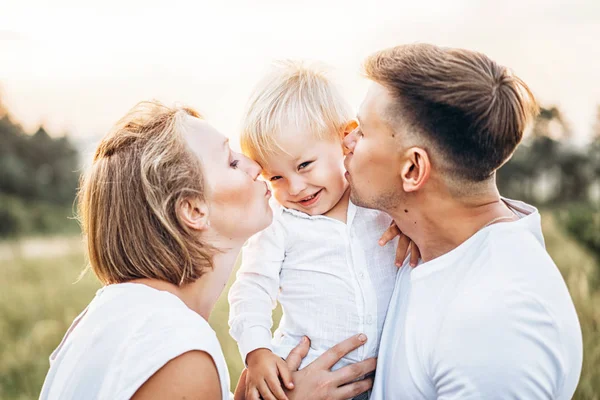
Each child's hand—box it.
[379,220,421,267]
[245,348,294,400]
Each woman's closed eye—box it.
[230,159,240,169]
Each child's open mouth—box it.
[297,189,323,207]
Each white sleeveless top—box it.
[40,283,231,400]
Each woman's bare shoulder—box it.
[131,350,221,400]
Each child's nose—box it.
[288,176,306,196]
[242,155,261,180]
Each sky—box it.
[1,0,599,150]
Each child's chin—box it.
[286,203,322,215]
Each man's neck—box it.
[390,190,516,263]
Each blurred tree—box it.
[590,106,600,207]
[498,105,595,205]
[533,106,572,140]
[0,95,80,237]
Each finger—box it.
[266,374,289,400]
[309,333,367,370]
[277,359,295,390]
[379,223,400,246]
[246,386,260,400]
[331,357,377,386]
[395,234,410,267]
[410,242,420,267]
[285,336,310,372]
[335,377,374,400]
[234,369,248,400]
[258,381,277,400]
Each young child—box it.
[228,61,400,400]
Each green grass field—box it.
[0,214,598,399]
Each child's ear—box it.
[342,120,359,139]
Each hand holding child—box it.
[379,221,421,267]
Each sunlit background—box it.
[1,0,599,399]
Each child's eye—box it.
[230,160,239,169]
[270,176,282,182]
[298,161,313,170]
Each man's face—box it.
[343,82,406,212]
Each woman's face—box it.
[183,116,273,243]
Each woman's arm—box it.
[132,350,221,400]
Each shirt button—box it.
[366,315,373,324]
[358,272,365,279]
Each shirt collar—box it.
[277,199,358,226]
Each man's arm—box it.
[286,335,376,400]
[236,334,376,400]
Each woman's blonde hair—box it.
[241,60,353,166]
[78,101,216,286]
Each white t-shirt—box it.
[40,282,231,400]
[371,199,583,399]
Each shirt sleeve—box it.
[431,289,567,400]
[228,214,286,364]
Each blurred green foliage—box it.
[497,106,600,259]
[558,204,600,260]
[0,102,80,238]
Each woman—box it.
[40,102,375,399]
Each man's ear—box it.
[400,147,431,193]
[342,120,359,139]
[178,197,210,231]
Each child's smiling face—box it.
[261,133,348,216]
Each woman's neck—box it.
[131,244,242,320]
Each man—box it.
[343,43,583,399]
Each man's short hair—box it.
[241,60,353,166]
[364,43,539,182]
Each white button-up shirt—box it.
[228,201,398,370]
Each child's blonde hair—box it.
[241,60,353,166]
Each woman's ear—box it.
[178,197,210,231]
[342,120,359,139]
